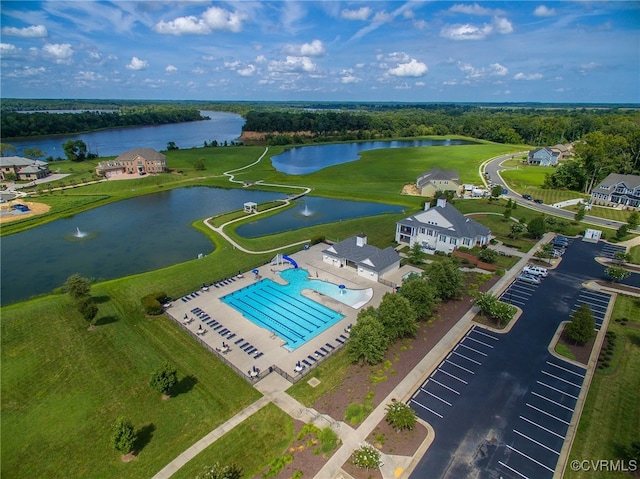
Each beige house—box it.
[95,148,167,177]
[0,156,51,181]
[416,169,461,197]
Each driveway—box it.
[408,239,636,479]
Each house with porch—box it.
[395,198,491,254]
[590,173,640,210]
[95,148,167,177]
[322,234,400,282]
[528,147,560,166]
[0,156,51,181]
[416,169,461,197]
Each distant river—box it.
[6,111,245,158]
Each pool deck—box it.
[165,243,397,381]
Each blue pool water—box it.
[221,268,371,350]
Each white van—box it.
[522,265,548,277]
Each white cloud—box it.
[0,43,21,57]
[441,16,512,40]
[514,72,543,80]
[285,39,325,57]
[1,25,48,38]
[6,66,46,77]
[255,55,267,64]
[458,61,508,79]
[449,3,505,16]
[341,74,360,84]
[388,59,428,77]
[42,43,74,63]
[268,56,316,73]
[165,64,177,73]
[75,71,102,82]
[126,56,148,70]
[237,65,256,77]
[373,11,393,23]
[341,7,371,21]
[534,5,557,17]
[154,6,246,35]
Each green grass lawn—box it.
[564,295,640,479]
[565,203,638,223]
[500,165,589,204]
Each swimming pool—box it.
[221,268,372,350]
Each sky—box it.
[1,1,639,103]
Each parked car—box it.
[522,194,533,201]
[517,273,541,284]
[523,265,548,277]
[552,248,565,257]
[552,239,568,248]
[534,198,544,204]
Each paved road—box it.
[483,155,637,232]
[408,239,639,479]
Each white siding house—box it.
[591,173,640,209]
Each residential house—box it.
[395,198,491,254]
[528,147,560,166]
[590,173,640,209]
[322,234,401,282]
[0,156,51,181]
[95,148,167,177]
[416,169,461,197]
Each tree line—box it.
[1,106,206,139]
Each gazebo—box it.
[244,202,258,213]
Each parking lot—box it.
[408,238,618,479]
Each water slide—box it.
[281,255,298,268]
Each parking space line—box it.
[506,445,555,473]
[513,429,561,455]
[438,368,468,384]
[498,460,530,479]
[453,350,482,365]
[431,378,460,395]
[574,300,607,311]
[536,381,579,400]
[410,399,443,418]
[466,336,494,348]
[458,343,488,356]
[541,370,582,389]
[445,359,475,375]
[531,391,574,412]
[578,293,610,305]
[503,297,527,306]
[421,388,452,406]
[471,327,499,341]
[525,403,570,426]
[519,416,565,439]
[545,361,585,378]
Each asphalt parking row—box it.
[497,356,586,479]
[409,325,500,421]
[499,274,543,307]
[599,242,626,259]
[571,288,611,330]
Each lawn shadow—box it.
[95,315,118,326]
[134,423,156,454]
[93,295,111,304]
[171,375,198,397]
[627,332,640,348]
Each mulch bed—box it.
[556,328,595,365]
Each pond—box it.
[7,111,245,158]
[271,139,476,174]
[1,187,404,305]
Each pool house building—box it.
[322,234,401,282]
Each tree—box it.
[23,147,47,160]
[574,203,586,222]
[490,184,503,199]
[527,216,546,239]
[0,143,17,156]
[425,258,463,300]
[605,265,630,283]
[167,141,179,150]
[509,221,526,239]
[613,250,631,264]
[398,275,439,320]
[479,248,498,264]
[616,224,629,240]
[197,463,243,479]
[385,402,417,431]
[347,314,388,365]
[63,274,91,299]
[503,207,512,221]
[376,293,417,341]
[149,362,178,396]
[112,417,135,454]
[77,296,99,326]
[62,139,87,162]
[194,158,206,170]
[474,291,498,317]
[628,211,640,230]
[564,304,595,345]
[491,301,518,326]
[407,242,427,265]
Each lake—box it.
[7,111,245,158]
[271,139,476,174]
[1,188,404,305]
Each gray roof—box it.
[114,148,166,162]
[593,173,640,193]
[397,201,490,239]
[322,236,400,272]
[416,169,459,189]
[0,156,48,168]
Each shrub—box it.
[111,417,135,454]
[385,402,417,431]
[351,444,383,469]
[141,295,163,315]
[149,361,178,396]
